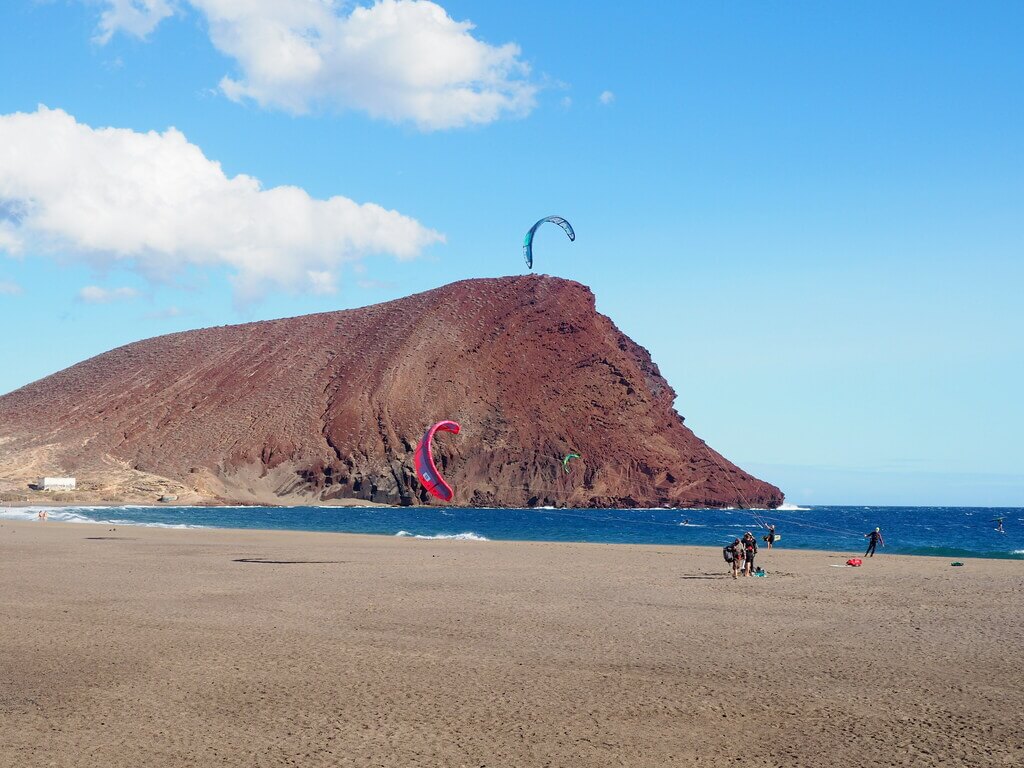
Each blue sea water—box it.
[3,504,1022,560]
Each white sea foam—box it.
[742,504,811,512]
[1014,549,1024,555]
[395,530,489,541]
[678,522,706,527]
[0,507,204,529]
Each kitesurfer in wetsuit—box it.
[993,517,1005,533]
[864,527,884,557]
[742,531,758,576]
[765,524,776,550]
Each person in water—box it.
[765,524,777,550]
[864,527,884,557]
[742,531,758,576]
[993,517,1005,533]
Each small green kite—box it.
[562,452,581,473]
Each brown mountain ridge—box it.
[0,276,782,508]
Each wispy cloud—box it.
[92,0,538,131]
[0,106,443,302]
[78,285,140,303]
[0,279,21,295]
[307,270,338,296]
[95,0,175,44]
[145,305,185,319]
[599,90,615,105]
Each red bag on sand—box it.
[846,558,863,567]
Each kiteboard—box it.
[762,534,781,542]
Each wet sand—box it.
[1,521,1021,767]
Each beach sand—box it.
[1,521,1021,767]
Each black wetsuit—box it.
[865,531,882,557]
[744,537,758,570]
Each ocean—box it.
[2,504,1022,560]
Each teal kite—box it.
[562,452,581,473]
[524,216,575,269]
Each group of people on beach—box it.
[724,524,889,577]
[723,525,775,579]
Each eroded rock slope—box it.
[0,276,782,508]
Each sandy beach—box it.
[1,521,1021,767]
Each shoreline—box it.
[0,496,395,509]
[2,516,1021,562]
[5,494,1021,511]
[0,498,780,511]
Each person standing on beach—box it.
[765,524,777,550]
[725,539,742,579]
[864,527,884,557]
[742,531,758,576]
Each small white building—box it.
[38,477,76,491]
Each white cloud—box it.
[599,90,615,105]
[0,106,443,300]
[94,0,537,130]
[0,280,21,295]
[96,0,176,44]
[79,285,141,303]
[306,269,337,295]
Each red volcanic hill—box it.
[0,276,782,508]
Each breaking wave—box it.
[898,544,1024,561]
[0,507,204,529]
[395,530,489,541]
[699,504,810,512]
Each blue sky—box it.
[1,1,1021,505]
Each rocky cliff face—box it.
[0,276,782,508]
